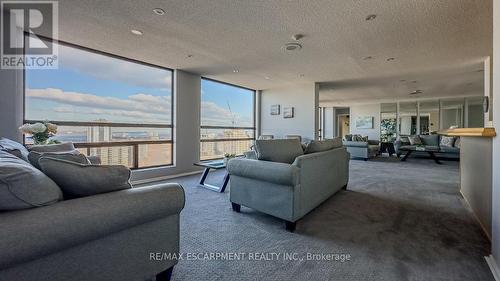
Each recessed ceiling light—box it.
[365,14,377,21]
[363,56,373,60]
[386,57,395,62]
[410,90,422,95]
[153,8,166,15]
[264,76,270,80]
[291,34,304,41]
[412,80,417,83]
[400,79,406,82]
[233,69,239,73]
[299,74,305,77]
[186,54,193,58]
[282,42,302,52]
[130,29,143,36]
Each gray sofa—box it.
[394,134,460,159]
[0,138,185,281]
[343,139,380,160]
[227,139,350,231]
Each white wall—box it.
[349,104,380,140]
[491,0,500,273]
[260,83,319,140]
[323,107,334,138]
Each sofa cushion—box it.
[0,151,62,210]
[440,136,456,147]
[420,135,439,146]
[0,137,29,162]
[304,138,342,154]
[254,139,304,164]
[28,150,89,170]
[39,157,132,198]
[440,146,460,154]
[408,135,423,145]
[29,142,76,153]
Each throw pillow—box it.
[28,150,90,170]
[0,151,62,210]
[0,137,29,162]
[398,136,410,145]
[254,139,304,164]
[408,135,423,146]
[29,142,75,153]
[39,157,132,198]
[440,136,456,148]
[454,137,461,149]
[344,134,353,141]
[304,138,342,154]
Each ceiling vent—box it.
[282,42,302,52]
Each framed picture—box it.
[270,104,280,115]
[355,116,373,129]
[283,107,294,118]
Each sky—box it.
[26,41,254,127]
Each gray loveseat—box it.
[0,138,185,281]
[227,138,350,232]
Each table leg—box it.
[220,172,230,193]
[400,150,413,161]
[197,167,229,193]
[199,167,210,185]
[428,151,442,164]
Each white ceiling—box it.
[44,0,491,101]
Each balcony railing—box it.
[25,120,173,169]
[200,125,255,160]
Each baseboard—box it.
[459,190,491,241]
[485,255,500,281]
[132,170,202,185]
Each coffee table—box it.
[400,147,442,164]
[193,160,230,193]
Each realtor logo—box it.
[1,1,58,69]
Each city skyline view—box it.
[25,39,255,167]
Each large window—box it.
[25,37,173,169]
[200,78,255,160]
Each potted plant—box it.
[223,153,236,165]
[19,121,60,145]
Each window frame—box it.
[200,77,256,161]
[23,34,175,169]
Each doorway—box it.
[338,114,350,138]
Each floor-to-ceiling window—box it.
[200,78,255,160]
[24,37,174,169]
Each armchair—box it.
[343,139,380,160]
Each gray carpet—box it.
[154,157,494,281]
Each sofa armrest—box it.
[0,183,185,270]
[342,141,368,147]
[368,140,380,145]
[394,140,403,152]
[227,158,299,186]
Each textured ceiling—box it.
[43,0,491,100]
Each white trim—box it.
[131,170,202,185]
[485,255,500,281]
